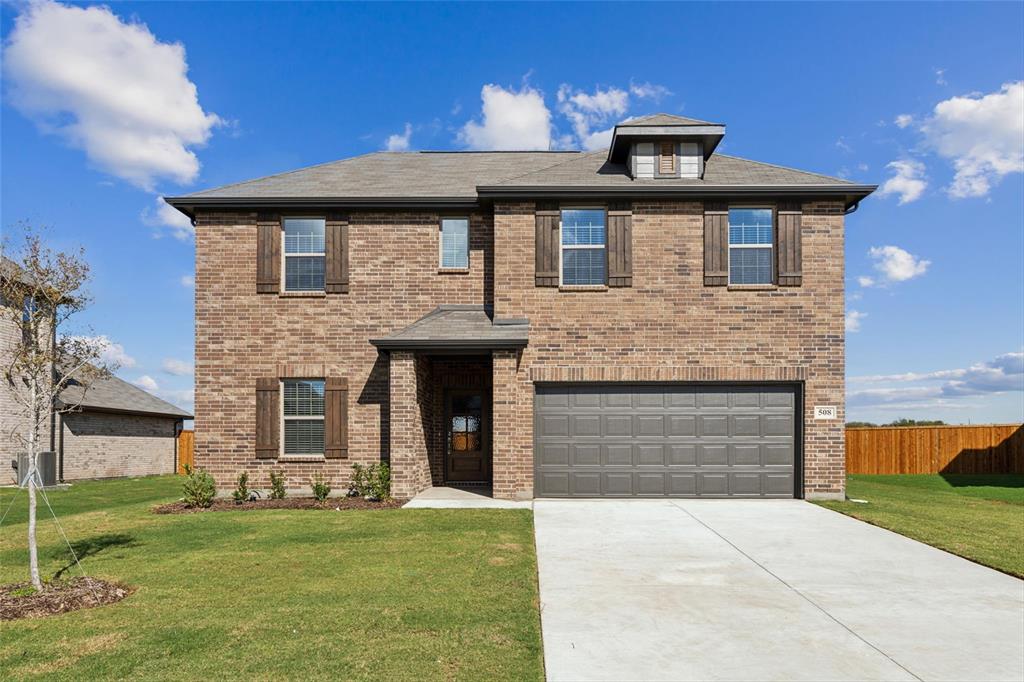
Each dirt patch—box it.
[152,496,406,514]
[1,577,131,621]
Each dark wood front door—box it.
[445,389,490,483]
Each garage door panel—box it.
[535,384,797,498]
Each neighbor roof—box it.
[617,113,723,127]
[59,370,192,419]
[370,305,529,351]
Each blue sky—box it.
[2,1,1022,423]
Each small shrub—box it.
[310,473,331,502]
[231,472,250,504]
[350,462,391,500]
[269,471,287,500]
[182,464,216,508]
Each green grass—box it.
[816,474,1024,578]
[0,476,544,680]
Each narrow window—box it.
[561,209,606,286]
[282,379,325,456]
[439,217,469,269]
[728,208,774,285]
[659,141,676,175]
[283,218,325,291]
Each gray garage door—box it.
[534,384,797,498]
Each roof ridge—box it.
[714,153,855,185]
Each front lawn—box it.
[815,474,1024,578]
[0,476,544,680]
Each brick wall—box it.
[60,411,177,480]
[194,211,492,493]
[492,200,846,499]
[196,199,846,500]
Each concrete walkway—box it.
[534,499,1024,682]
[403,486,532,509]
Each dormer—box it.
[608,114,725,180]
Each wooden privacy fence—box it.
[846,424,1024,474]
[176,429,195,475]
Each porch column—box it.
[389,351,432,499]
[492,349,530,500]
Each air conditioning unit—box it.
[14,451,57,487]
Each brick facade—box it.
[194,199,845,500]
[59,411,178,481]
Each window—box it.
[282,379,325,456]
[283,218,325,291]
[659,141,676,175]
[440,217,469,269]
[561,209,606,286]
[728,208,774,285]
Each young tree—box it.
[1,228,115,590]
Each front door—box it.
[445,390,490,483]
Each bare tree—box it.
[1,227,115,590]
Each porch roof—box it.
[370,305,529,351]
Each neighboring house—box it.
[1,257,192,484]
[167,114,875,501]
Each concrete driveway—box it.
[534,499,1024,682]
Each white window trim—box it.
[727,206,775,286]
[438,216,470,270]
[281,216,327,292]
[559,207,607,286]
[280,378,326,458]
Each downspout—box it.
[57,412,65,483]
[173,419,181,474]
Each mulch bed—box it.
[152,496,406,514]
[1,577,131,621]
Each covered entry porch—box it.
[371,305,529,499]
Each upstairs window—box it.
[561,209,606,286]
[659,141,676,175]
[728,208,774,285]
[283,218,325,291]
[440,217,469,269]
[282,379,325,456]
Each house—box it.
[1,257,192,484]
[166,114,875,501]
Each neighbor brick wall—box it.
[194,210,492,494]
[60,411,177,480]
[491,199,846,499]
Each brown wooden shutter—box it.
[324,377,349,459]
[535,200,560,286]
[703,202,729,286]
[325,213,350,294]
[256,213,280,293]
[659,142,676,174]
[776,202,803,286]
[255,378,279,459]
[607,202,633,287]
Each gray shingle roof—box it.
[59,370,192,419]
[618,113,721,127]
[370,305,529,350]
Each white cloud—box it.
[877,159,928,204]
[385,123,413,152]
[920,81,1024,199]
[864,245,930,285]
[3,0,221,191]
[935,68,947,86]
[180,274,194,288]
[133,374,159,392]
[848,352,1024,406]
[162,358,193,376]
[158,386,194,410]
[64,334,135,368]
[629,81,672,102]
[142,196,194,240]
[458,84,552,150]
[894,114,914,129]
[835,137,853,153]
[557,84,629,150]
[845,310,867,333]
